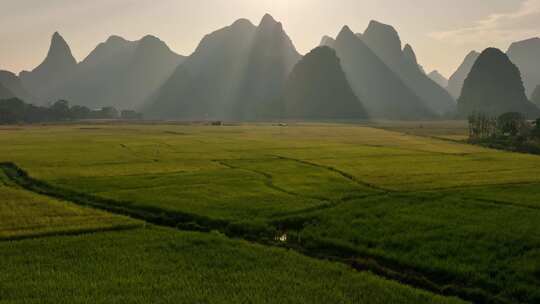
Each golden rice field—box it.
[0,122,539,303]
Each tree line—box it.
[468,112,540,154]
[0,98,143,124]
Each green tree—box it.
[468,112,496,139]
[532,118,540,139]
[121,110,143,120]
[0,98,26,124]
[497,112,528,136]
[70,105,91,120]
[50,100,71,120]
[532,85,540,107]
[100,107,119,119]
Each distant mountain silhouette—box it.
[55,35,184,109]
[360,21,455,115]
[145,19,258,120]
[319,36,336,48]
[0,82,14,100]
[146,14,301,120]
[280,46,367,119]
[402,44,421,71]
[362,21,403,66]
[532,85,540,107]
[458,48,540,118]
[449,40,540,100]
[19,32,77,100]
[447,51,480,99]
[330,25,434,119]
[507,37,540,97]
[0,70,34,102]
[428,71,448,88]
[233,14,302,119]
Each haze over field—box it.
[2,3,540,304]
[2,0,540,77]
[2,2,540,120]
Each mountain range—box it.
[321,20,456,118]
[3,15,540,121]
[18,32,184,109]
[323,25,435,119]
[448,38,540,101]
[360,21,455,115]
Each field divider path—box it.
[269,154,540,214]
[268,155,392,193]
[373,127,468,145]
[213,159,331,201]
[471,197,540,212]
[213,158,390,219]
[0,224,140,242]
[0,162,231,235]
[119,143,160,162]
[0,161,507,304]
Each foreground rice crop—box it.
[0,227,465,304]
[0,171,139,240]
[1,123,538,303]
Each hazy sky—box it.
[1,0,539,77]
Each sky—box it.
[1,0,539,77]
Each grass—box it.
[1,122,539,303]
[0,172,140,240]
[0,227,465,304]
[369,120,469,141]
